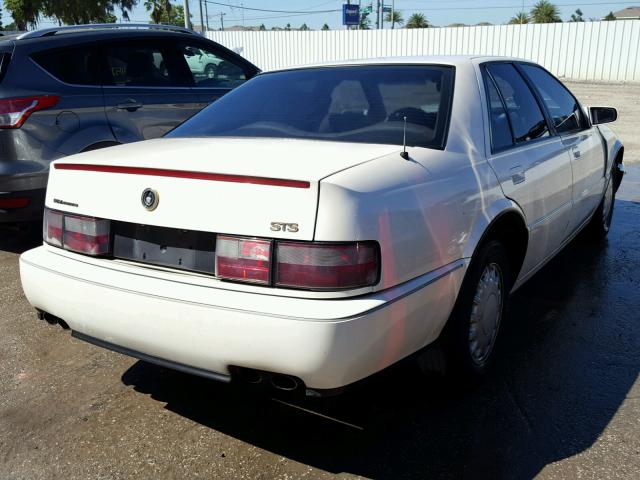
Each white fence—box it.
[208,20,640,82]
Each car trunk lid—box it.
[46,137,398,241]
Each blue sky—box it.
[2,1,639,29]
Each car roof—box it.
[269,55,528,72]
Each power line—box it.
[202,0,340,14]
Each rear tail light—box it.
[276,241,379,290]
[215,235,379,290]
[0,197,31,209]
[43,208,63,247]
[0,95,59,129]
[215,236,272,285]
[44,208,110,256]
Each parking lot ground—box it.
[1,143,639,478]
[566,81,640,165]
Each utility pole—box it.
[184,0,191,29]
[376,0,380,29]
[199,0,205,32]
[205,0,210,30]
[391,0,395,29]
[219,12,226,31]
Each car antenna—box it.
[400,116,409,160]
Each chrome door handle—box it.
[510,165,525,185]
[572,147,582,159]
[116,100,143,112]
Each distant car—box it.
[0,24,258,223]
[20,57,624,396]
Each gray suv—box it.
[0,24,258,223]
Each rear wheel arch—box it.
[472,210,529,286]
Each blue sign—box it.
[343,4,360,26]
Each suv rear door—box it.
[102,38,203,143]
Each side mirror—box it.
[590,106,618,125]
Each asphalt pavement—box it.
[0,168,639,480]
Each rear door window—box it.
[32,45,102,85]
[484,74,514,152]
[519,64,587,134]
[103,42,191,87]
[486,63,550,144]
[180,43,248,88]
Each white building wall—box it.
[207,21,640,82]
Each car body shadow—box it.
[0,221,42,254]
[119,199,639,478]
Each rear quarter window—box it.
[32,46,102,85]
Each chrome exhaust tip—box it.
[270,374,299,392]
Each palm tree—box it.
[144,0,171,24]
[359,12,371,30]
[509,12,529,24]
[570,9,584,22]
[530,1,561,23]
[385,10,404,29]
[300,23,309,31]
[405,13,430,29]
[321,23,330,31]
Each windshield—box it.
[168,65,455,149]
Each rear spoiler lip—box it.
[53,163,311,189]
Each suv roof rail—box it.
[16,23,197,40]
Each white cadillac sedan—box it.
[20,56,624,396]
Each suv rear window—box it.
[32,46,102,85]
[168,65,455,149]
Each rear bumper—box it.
[20,246,465,390]
[0,187,46,223]
[0,171,48,223]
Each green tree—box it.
[604,11,616,21]
[155,3,186,26]
[300,23,309,31]
[3,21,18,31]
[321,23,329,30]
[145,0,171,24]
[359,12,371,29]
[285,23,291,31]
[530,1,561,23]
[5,0,136,29]
[259,23,266,30]
[405,13,430,29]
[385,10,404,29]
[570,8,584,22]
[509,11,529,24]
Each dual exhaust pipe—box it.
[234,367,302,393]
[35,310,304,394]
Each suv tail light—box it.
[44,208,110,256]
[276,241,379,290]
[0,95,59,129]
[215,236,272,285]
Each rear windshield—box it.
[168,65,455,149]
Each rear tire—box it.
[584,175,615,241]
[419,240,511,384]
